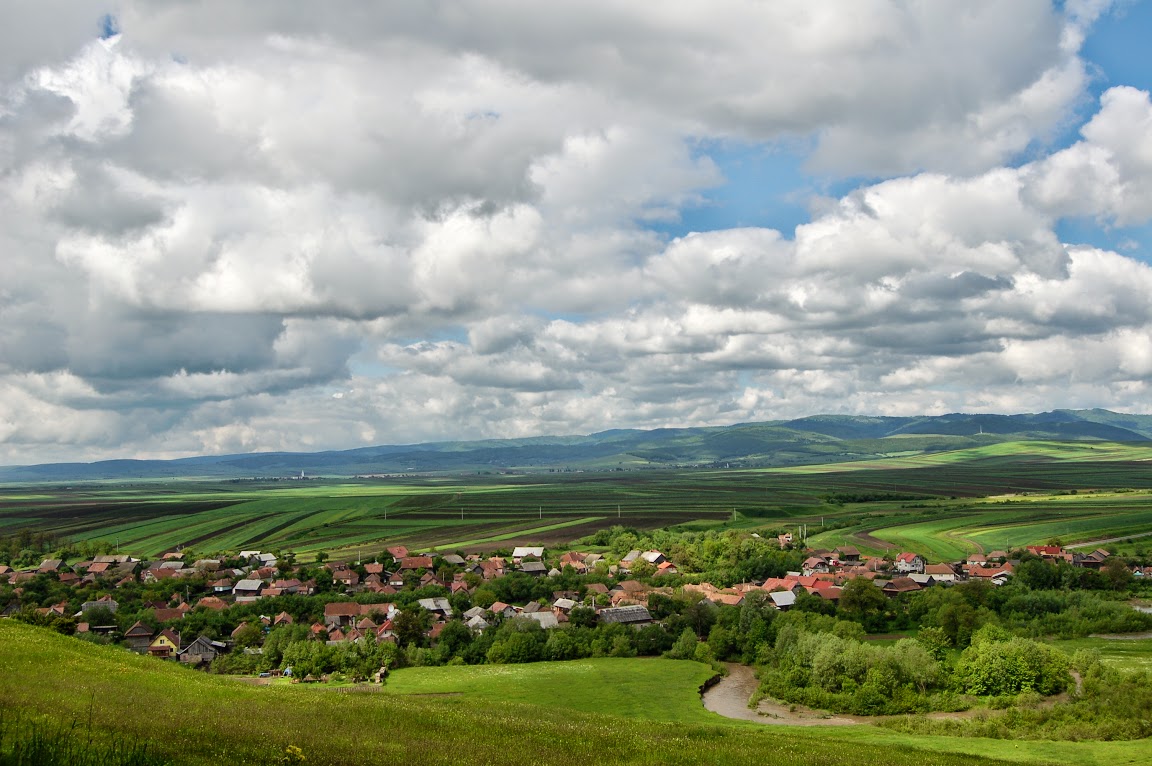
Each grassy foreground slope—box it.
[5,622,1152,766]
[380,662,1152,766]
[0,622,1011,766]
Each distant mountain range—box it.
[3,408,1152,482]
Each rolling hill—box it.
[1,409,1149,482]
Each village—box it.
[2,533,1136,671]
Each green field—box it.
[1047,635,1152,673]
[383,658,722,723]
[4,441,1152,560]
[6,621,1152,765]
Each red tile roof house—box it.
[559,551,589,573]
[894,553,925,574]
[323,602,363,630]
[210,578,234,593]
[834,546,861,563]
[925,563,959,583]
[36,601,70,617]
[479,561,505,580]
[152,603,190,623]
[141,567,178,584]
[398,556,435,572]
[323,602,396,630]
[272,578,306,594]
[815,586,842,603]
[487,602,517,619]
[802,556,831,574]
[881,577,922,597]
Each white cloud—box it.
[3,2,1152,463]
[1024,86,1152,225]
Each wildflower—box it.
[280,744,306,764]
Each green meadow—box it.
[1047,635,1152,673]
[382,658,722,723]
[0,621,1024,766]
[381,654,1152,765]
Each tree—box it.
[707,624,737,661]
[954,629,1070,696]
[83,606,117,627]
[793,591,836,616]
[914,625,951,660]
[666,627,698,660]
[1103,557,1133,590]
[1016,558,1059,590]
[393,606,432,648]
[233,621,264,649]
[567,606,598,629]
[486,619,546,664]
[435,620,472,660]
[838,578,886,625]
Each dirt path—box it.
[701,663,861,726]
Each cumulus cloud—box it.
[3,1,1152,463]
[1024,86,1152,224]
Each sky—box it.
[2,1,1152,465]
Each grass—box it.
[382,658,722,723]
[0,621,1028,766]
[1047,636,1152,673]
[0,714,168,766]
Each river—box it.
[701,663,860,726]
